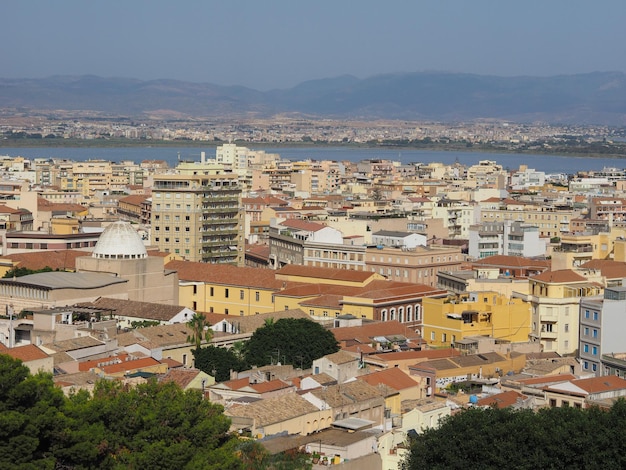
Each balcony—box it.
[540,331,558,340]
[202,217,237,225]
[202,228,238,236]
[203,195,239,203]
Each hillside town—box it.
[2,143,626,468]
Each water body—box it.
[1,146,625,174]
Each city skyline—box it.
[2,0,625,90]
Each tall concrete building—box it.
[151,173,244,266]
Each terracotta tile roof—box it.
[245,244,271,260]
[279,219,327,232]
[580,260,626,279]
[76,297,189,322]
[79,353,132,372]
[2,250,90,271]
[160,368,204,389]
[43,336,104,353]
[221,377,251,390]
[1,344,49,362]
[472,255,551,270]
[299,294,344,309]
[165,260,285,289]
[100,357,161,374]
[355,280,447,301]
[476,390,527,408]
[307,380,383,407]
[531,269,588,283]
[276,265,377,283]
[369,348,461,363]
[0,204,23,214]
[515,373,577,386]
[250,379,293,394]
[118,195,149,206]
[226,392,320,426]
[278,283,357,298]
[571,375,626,394]
[37,198,87,212]
[323,350,358,365]
[342,344,377,355]
[160,357,184,369]
[202,309,310,334]
[357,367,419,392]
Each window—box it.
[583,361,589,370]
[592,363,598,372]
[442,333,447,343]
[593,329,598,338]
[210,287,214,297]
[593,312,599,321]
[225,288,229,298]
[584,344,589,353]
[430,332,435,341]
[240,290,244,300]
[584,327,589,336]
[564,324,569,333]
[592,346,598,356]
[225,309,229,315]
[585,310,590,319]
[255,291,260,301]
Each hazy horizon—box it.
[2,0,624,91]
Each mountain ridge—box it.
[0,71,624,125]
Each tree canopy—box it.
[0,354,243,469]
[401,401,626,470]
[186,312,213,351]
[244,318,339,369]
[194,345,247,382]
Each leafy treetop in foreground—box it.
[401,401,626,470]
[244,317,339,370]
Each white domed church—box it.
[76,221,178,305]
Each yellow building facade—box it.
[422,292,531,348]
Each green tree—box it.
[194,345,247,382]
[59,379,242,469]
[3,266,55,278]
[244,318,338,369]
[187,312,213,351]
[0,355,68,469]
[401,401,626,470]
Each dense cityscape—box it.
[2,130,626,467]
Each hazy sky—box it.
[2,0,624,90]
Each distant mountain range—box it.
[1,72,625,125]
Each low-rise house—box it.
[159,368,215,392]
[475,390,529,409]
[76,297,196,330]
[302,380,385,427]
[378,398,451,470]
[226,392,332,438]
[312,350,360,383]
[543,375,626,408]
[408,352,526,396]
[357,367,422,412]
[208,377,295,403]
[0,343,53,374]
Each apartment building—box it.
[151,173,244,265]
[479,202,579,239]
[519,269,603,355]
[468,220,547,259]
[365,245,465,287]
[579,287,626,377]
[421,292,531,349]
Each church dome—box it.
[92,221,148,260]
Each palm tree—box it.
[187,313,213,351]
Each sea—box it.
[1,146,625,174]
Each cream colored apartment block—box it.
[151,174,244,265]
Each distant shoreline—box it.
[2,138,626,159]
